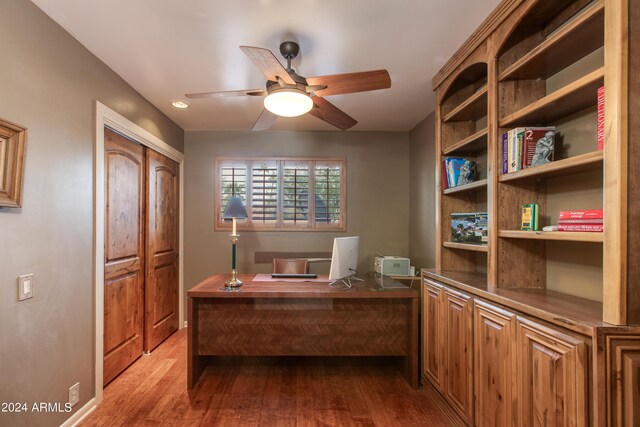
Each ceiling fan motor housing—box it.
[279,41,300,61]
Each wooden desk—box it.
[187,273,419,389]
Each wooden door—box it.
[443,287,474,424]
[423,280,444,390]
[474,300,515,427]
[145,149,179,351]
[103,128,145,385]
[516,317,587,427]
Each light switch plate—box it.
[18,274,34,301]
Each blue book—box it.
[502,133,508,174]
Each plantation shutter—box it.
[314,161,342,224]
[215,157,345,231]
[219,160,247,219]
[251,161,278,224]
[283,161,309,227]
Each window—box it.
[215,157,346,231]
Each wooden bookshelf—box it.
[498,230,604,243]
[428,1,639,425]
[442,85,488,122]
[500,67,604,127]
[442,242,488,252]
[499,151,603,182]
[443,128,488,155]
[442,178,487,195]
[499,1,604,81]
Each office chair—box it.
[272,258,309,274]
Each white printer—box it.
[374,255,411,276]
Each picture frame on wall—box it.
[0,118,27,208]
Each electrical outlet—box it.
[68,382,79,407]
[17,274,34,301]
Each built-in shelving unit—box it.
[442,178,488,195]
[434,0,621,317]
[500,67,604,127]
[436,61,489,273]
[498,229,603,243]
[443,128,488,155]
[427,1,639,425]
[442,242,489,252]
[499,150,603,182]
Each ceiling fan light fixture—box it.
[263,88,313,117]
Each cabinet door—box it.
[443,288,474,424]
[516,317,588,427]
[423,280,444,390]
[474,300,515,427]
[606,335,640,426]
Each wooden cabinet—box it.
[515,317,588,427]
[443,288,474,424]
[423,280,444,389]
[473,299,515,427]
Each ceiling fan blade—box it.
[240,46,296,86]
[308,96,357,130]
[253,108,278,131]
[306,70,391,97]
[185,89,266,99]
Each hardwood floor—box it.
[82,329,450,426]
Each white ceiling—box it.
[32,0,500,132]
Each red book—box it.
[558,224,603,232]
[558,210,603,220]
[441,159,449,190]
[558,218,604,225]
[597,86,605,151]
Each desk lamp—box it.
[222,196,248,290]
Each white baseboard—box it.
[60,397,97,427]
[183,321,188,328]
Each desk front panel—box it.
[193,297,411,356]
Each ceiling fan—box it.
[185,41,391,131]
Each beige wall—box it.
[184,131,410,297]
[408,113,437,269]
[0,1,183,426]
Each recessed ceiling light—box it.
[171,100,189,109]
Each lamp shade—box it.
[222,196,248,219]
[264,88,313,117]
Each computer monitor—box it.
[329,236,360,280]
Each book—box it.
[444,157,476,187]
[502,132,508,174]
[508,128,522,173]
[558,224,603,232]
[521,127,556,169]
[557,218,604,224]
[516,129,524,171]
[441,159,449,189]
[558,209,603,220]
[597,86,605,151]
[521,204,539,231]
[451,212,488,244]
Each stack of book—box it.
[558,209,603,232]
[441,157,477,189]
[502,127,556,173]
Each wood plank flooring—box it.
[82,329,450,426]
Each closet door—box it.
[103,128,145,385]
[145,149,180,351]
